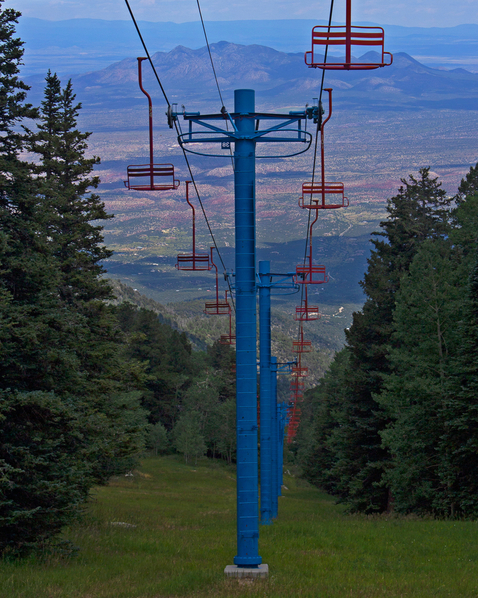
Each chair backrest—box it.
[295,263,328,284]
[311,25,385,47]
[306,26,393,70]
[204,301,231,315]
[176,253,211,271]
[300,181,348,209]
[125,163,180,191]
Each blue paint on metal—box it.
[233,89,261,567]
[259,261,272,525]
[172,90,317,568]
[257,274,296,525]
[278,402,288,495]
[271,356,279,519]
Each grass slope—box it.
[3,456,478,597]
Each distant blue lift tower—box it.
[258,262,298,525]
[172,90,317,568]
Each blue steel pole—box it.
[271,357,279,519]
[259,261,272,525]
[233,89,261,567]
[279,403,286,495]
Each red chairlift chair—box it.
[299,90,349,210]
[220,333,236,346]
[204,250,232,314]
[291,354,309,378]
[300,181,349,210]
[295,257,329,285]
[176,181,211,271]
[124,57,180,192]
[292,324,313,353]
[295,286,321,322]
[290,378,305,392]
[286,402,302,443]
[220,304,236,346]
[291,365,309,378]
[295,189,330,285]
[304,0,393,70]
[203,276,235,345]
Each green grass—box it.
[2,456,478,598]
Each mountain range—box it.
[38,42,478,112]
[18,18,478,77]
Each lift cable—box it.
[196,0,225,109]
[124,0,170,106]
[196,0,235,170]
[124,0,235,312]
[297,0,335,340]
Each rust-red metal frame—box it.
[305,0,393,70]
[299,90,348,210]
[295,286,320,322]
[292,324,312,353]
[124,57,180,192]
[220,292,236,345]
[176,181,211,271]
[204,250,232,314]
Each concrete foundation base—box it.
[224,564,269,579]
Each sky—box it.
[7,0,478,28]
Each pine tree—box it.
[0,9,148,553]
[456,161,478,205]
[300,349,351,496]
[0,391,93,556]
[0,5,73,393]
[439,249,478,517]
[31,73,112,306]
[378,239,463,515]
[320,168,453,512]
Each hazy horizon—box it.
[7,0,478,28]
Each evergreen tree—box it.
[455,161,478,205]
[311,169,453,512]
[377,239,463,515]
[31,71,112,306]
[0,2,36,160]
[439,248,478,517]
[0,8,147,554]
[300,349,350,496]
[0,5,73,394]
[0,391,92,556]
[375,167,478,518]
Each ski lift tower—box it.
[170,90,317,577]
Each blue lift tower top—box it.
[170,89,318,570]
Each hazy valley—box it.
[20,30,478,356]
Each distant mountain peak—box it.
[66,41,478,111]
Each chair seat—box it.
[124,163,180,191]
[300,181,349,209]
[176,253,211,271]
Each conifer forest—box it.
[2,0,478,560]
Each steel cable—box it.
[297,0,335,344]
[124,0,235,311]
[196,0,235,170]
